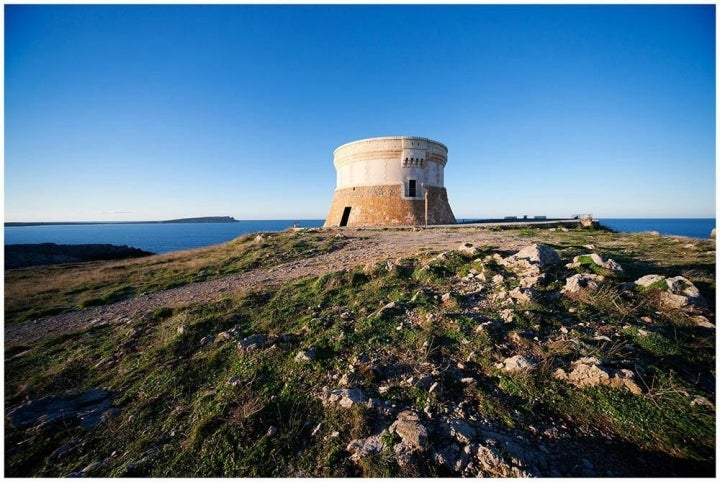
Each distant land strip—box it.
[5,216,239,227]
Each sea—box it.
[3,218,715,255]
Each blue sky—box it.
[4,4,716,221]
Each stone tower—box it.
[324,136,456,227]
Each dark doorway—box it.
[340,207,351,227]
[408,179,417,197]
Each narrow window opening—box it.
[408,179,417,197]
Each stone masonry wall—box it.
[323,185,456,227]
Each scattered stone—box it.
[176,324,189,335]
[508,287,537,303]
[324,388,367,408]
[569,253,623,272]
[475,443,527,477]
[237,334,268,352]
[445,417,477,445]
[457,242,480,256]
[373,301,402,318]
[267,425,278,437]
[662,276,707,309]
[227,376,243,387]
[520,273,546,288]
[295,346,318,362]
[634,274,666,288]
[553,357,642,394]
[389,410,428,451]
[428,381,439,393]
[562,274,600,294]
[499,309,514,323]
[502,244,561,274]
[7,389,118,430]
[690,396,714,409]
[346,433,386,462]
[215,330,234,343]
[198,335,214,346]
[498,355,537,373]
[689,316,715,328]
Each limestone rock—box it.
[475,443,529,477]
[445,417,477,445]
[295,346,318,362]
[656,276,706,309]
[325,388,367,408]
[666,276,700,297]
[346,433,386,462]
[508,287,537,303]
[520,273,546,288]
[389,410,428,451]
[569,253,623,272]
[457,242,480,257]
[710,228,716,239]
[562,274,600,294]
[498,355,537,373]
[634,274,666,288]
[237,334,268,352]
[553,357,642,394]
[504,244,561,271]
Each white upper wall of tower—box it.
[333,136,448,191]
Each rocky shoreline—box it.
[5,243,154,269]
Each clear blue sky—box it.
[5,4,716,221]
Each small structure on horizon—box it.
[323,136,456,227]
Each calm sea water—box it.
[4,220,325,254]
[4,218,715,254]
[598,218,715,240]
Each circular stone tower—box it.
[323,136,456,227]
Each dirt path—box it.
[5,228,530,347]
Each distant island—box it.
[5,216,239,227]
[160,216,239,224]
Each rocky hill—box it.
[4,226,715,477]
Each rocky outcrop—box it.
[7,389,118,429]
[389,410,428,452]
[554,357,642,394]
[500,244,561,276]
[5,243,154,269]
[633,274,707,309]
[567,253,623,272]
[662,276,707,308]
